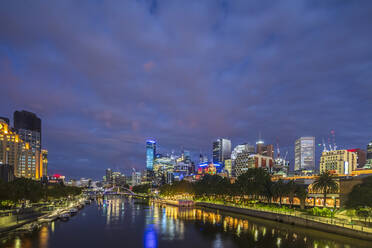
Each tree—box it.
[345,176,372,208]
[273,180,287,206]
[295,185,308,209]
[312,171,338,208]
[286,180,296,208]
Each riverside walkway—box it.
[196,201,372,240]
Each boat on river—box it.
[59,212,70,221]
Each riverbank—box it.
[0,197,85,235]
[196,202,372,241]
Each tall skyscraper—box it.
[212,138,231,164]
[13,111,43,179]
[294,137,315,171]
[14,110,41,150]
[146,139,156,171]
[105,168,112,184]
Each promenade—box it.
[196,201,372,241]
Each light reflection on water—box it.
[1,196,372,248]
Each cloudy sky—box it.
[1,0,371,179]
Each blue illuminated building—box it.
[146,139,156,171]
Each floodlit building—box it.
[0,119,41,179]
[153,156,175,185]
[212,138,231,164]
[146,139,156,171]
[224,159,232,176]
[294,137,315,171]
[319,149,357,175]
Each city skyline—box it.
[1,1,372,179]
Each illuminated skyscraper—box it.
[146,139,156,171]
[14,110,41,151]
[212,138,231,164]
[294,137,315,171]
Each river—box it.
[1,196,371,248]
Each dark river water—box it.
[2,196,372,248]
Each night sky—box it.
[1,1,371,180]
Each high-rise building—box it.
[13,111,43,179]
[131,171,141,186]
[182,150,191,163]
[231,144,255,177]
[105,168,112,184]
[0,119,39,179]
[146,139,156,171]
[367,141,372,161]
[212,138,231,164]
[320,150,357,175]
[294,137,315,171]
[14,111,41,151]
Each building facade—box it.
[256,142,274,158]
[212,138,231,164]
[294,137,315,171]
[0,119,42,179]
[146,139,156,171]
[234,152,274,177]
[319,149,357,175]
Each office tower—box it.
[146,139,156,171]
[212,138,231,164]
[183,150,191,163]
[14,110,41,150]
[0,119,36,179]
[106,168,112,184]
[320,149,357,175]
[13,111,44,179]
[294,137,315,171]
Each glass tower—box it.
[294,137,315,171]
[212,138,231,164]
[146,140,156,171]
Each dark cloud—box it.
[1,0,372,179]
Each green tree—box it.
[345,176,372,208]
[312,171,338,208]
[295,185,308,209]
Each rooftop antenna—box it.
[256,131,264,144]
[331,130,337,150]
[322,138,328,152]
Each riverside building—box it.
[319,149,357,175]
